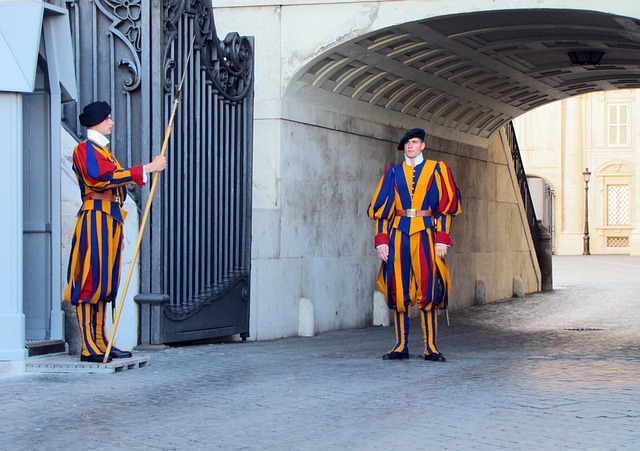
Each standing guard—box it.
[64,101,167,363]
[368,128,462,362]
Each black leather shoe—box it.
[80,354,112,363]
[424,353,446,362]
[109,348,132,359]
[382,351,409,360]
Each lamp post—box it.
[582,168,591,255]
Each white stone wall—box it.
[0,93,28,370]
[214,0,543,340]
[251,108,542,338]
[250,117,541,340]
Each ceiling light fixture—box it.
[568,50,605,66]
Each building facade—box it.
[513,90,640,256]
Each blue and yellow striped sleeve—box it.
[434,161,462,245]
[367,164,396,247]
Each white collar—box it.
[404,152,424,166]
[87,129,110,147]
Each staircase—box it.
[25,340,67,357]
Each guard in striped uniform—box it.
[368,128,461,362]
[64,101,167,363]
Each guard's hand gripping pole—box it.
[103,36,196,363]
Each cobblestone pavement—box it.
[1,256,639,450]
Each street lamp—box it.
[583,168,591,255]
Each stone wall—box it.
[248,109,540,340]
[204,0,547,340]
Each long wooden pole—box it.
[103,37,195,363]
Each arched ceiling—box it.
[294,9,640,141]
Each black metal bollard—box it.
[538,220,553,291]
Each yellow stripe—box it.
[421,309,439,354]
[77,304,102,355]
[95,215,105,301]
[95,302,108,352]
[435,255,452,305]
[394,311,407,352]
[392,232,405,312]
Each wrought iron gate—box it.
[64,0,254,345]
[150,2,254,343]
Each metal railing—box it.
[505,122,542,261]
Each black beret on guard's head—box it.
[79,101,111,127]
[397,127,426,150]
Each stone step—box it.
[26,354,150,374]
[25,339,67,357]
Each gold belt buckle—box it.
[406,208,417,218]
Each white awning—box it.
[0,1,76,100]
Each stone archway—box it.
[212,1,640,340]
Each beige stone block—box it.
[298,298,315,337]
[253,119,281,207]
[513,276,525,298]
[372,291,389,327]
[475,279,487,305]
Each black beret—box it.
[79,101,111,127]
[397,127,426,150]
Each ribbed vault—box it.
[295,9,640,140]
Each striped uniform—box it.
[368,159,461,356]
[64,138,144,356]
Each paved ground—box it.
[1,256,639,450]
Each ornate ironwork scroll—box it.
[96,0,143,91]
[163,0,253,100]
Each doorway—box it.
[528,176,555,254]
[22,89,52,341]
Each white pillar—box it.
[372,291,389,326]
[298,298,315,337]
[561,97,586,253]
[632,131,640,255]
[0,93,28,365]
[43,17,65,341]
